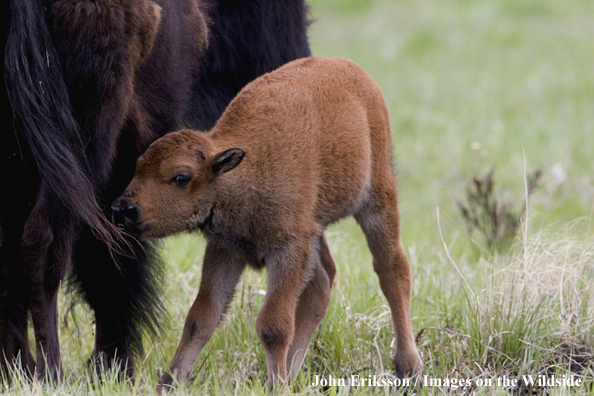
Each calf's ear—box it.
[210,148,245,176]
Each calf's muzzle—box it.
[112,196,140,231]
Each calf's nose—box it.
[112,196,140,230]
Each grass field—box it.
[3,0,594,394]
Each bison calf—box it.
[113,57,423,390]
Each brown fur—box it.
[114,57,423,391]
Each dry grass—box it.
[416,220,594,395]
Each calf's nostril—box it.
[112,207,127,229]
[122,205,139,222]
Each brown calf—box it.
[113,57,423,391]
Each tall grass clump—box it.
[464,221,594,389]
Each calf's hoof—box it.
[394,348,423,383]
[157,372,176,394]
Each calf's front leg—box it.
[257,236,315,386]
[286,234,335,377]
[157,242,245,393]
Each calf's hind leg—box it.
[354,182,422,379]
[286,235,335,377]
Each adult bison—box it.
[0,0,310,381]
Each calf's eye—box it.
[171,174,191,187]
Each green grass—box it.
[3,0,594,394]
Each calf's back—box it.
[212,57,393,227]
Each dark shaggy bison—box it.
[114,57,423,391]
[1,0,310,381]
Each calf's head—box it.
[112,130,245,239]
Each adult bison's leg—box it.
[0,220,35,378]
[0,129,39,378]
[22,185,74,382]
[70,229,165,378]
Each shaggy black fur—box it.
[183,0,312,130]
[1,0,310,382]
